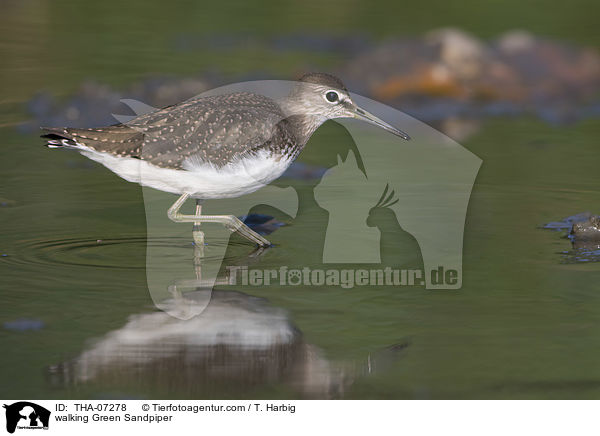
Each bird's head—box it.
[288,72,410,140]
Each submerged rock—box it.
[543,212,600,263]
[571,215,600,243]
[239,214,286,236]
[543,212,593,231]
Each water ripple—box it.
[1,235,268,270]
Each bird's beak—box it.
[350,104,410,140]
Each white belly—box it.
[80,149,293,199]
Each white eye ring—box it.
[324,90,340,103]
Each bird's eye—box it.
[325,91,339,103]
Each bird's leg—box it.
[167,193,271,247]
[212,215,271,247]
[167,193,191,220]
[192,199,205,252]
[192,199,205,270]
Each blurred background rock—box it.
[3,0,599,141]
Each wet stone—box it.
[571,215,600,242]
[543,212,600,263]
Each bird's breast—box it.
[180,149,294,198]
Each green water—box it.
[1,0,599,399]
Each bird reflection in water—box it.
[50,256,408,398]
[49,214,408,398]
[50,290,357,398]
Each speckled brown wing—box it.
[126,92,294,169]
[43,92,296,170]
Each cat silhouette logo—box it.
[3,402,50,433]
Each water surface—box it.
[1,0,600,399]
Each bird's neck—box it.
[284,114,327,147]
[278,95,327,147]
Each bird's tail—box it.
[40,127,82,148]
